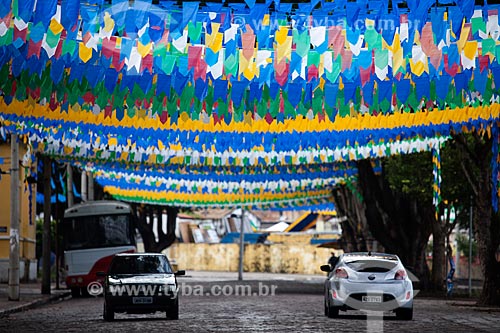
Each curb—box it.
[0,291,72,317]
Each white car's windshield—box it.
[345,259,398,273]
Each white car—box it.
[321,252,414,320]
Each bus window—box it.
[63,214,133,250]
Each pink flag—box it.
[329,27,344,59]
[241,29,255,60]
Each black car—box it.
[99,253,185,321]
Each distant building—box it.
[176,208,261,243]
[0,141,37,282]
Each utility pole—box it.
[87,171,94,201]
[468,196,473,297]
[81,170,87,202]
[42,156,52,294]
[55,166,60,290]
[8,134,19,301]
[66,164,74,207]
[238,209,245,281]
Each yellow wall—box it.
[267,232,338,245]
[165,243,341,275]
[0,143,36,260]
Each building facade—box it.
[0,141,37,282]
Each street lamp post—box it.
[468,196,473,297]
[238,209,245,281]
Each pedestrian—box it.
[446,245,456,297]
[328,252,339,268]
[257,232,270,244]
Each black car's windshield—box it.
[109,255,173,275]
[345,259,398,273]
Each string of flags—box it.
[0,0,499,207]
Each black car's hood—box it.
[108,273,176,285]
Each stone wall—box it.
[164,243,339,275]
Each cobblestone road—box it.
[1,284,499,333]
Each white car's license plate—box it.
[362,296,382,303]
[133,297,153,304]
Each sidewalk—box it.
[0,282,71,317]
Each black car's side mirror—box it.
[96,271,107,277]
[320,265,333,272]
[175,270,186,276]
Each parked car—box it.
[320,252,414,320]
[99,253,185,321]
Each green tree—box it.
[334,143,476,292]
[35,217,58,260]
[456,233,477,258]
[452,132,500,306]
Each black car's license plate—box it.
[133,297,153,304]
[362,296,382,303]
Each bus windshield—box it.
[63,214,134,250]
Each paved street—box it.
[1,280,499,333]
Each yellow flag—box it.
[239,50,249,75]
[275,26,288,44]
[463,41,478,60]
[263,14,270,26]
[79,43,93,63]
[243,65,256,81]
[103,12,115,33]
[210,32,223,53]
[206,23,221,51]
[137,41,152,57]
[393,48,405,73]
[158,139,165,151]
[276,36,292,63]
[108,137,118,147]
[457,24,471,53]
[49,18,64,35]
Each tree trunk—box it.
[431,219,446,292]
[134,204,155,252]
[474,174,500,306]
[453,132,500,306]
[332,184,371,252]
[134,204,179,253]
[356,159,432,289]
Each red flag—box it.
[188,45,203,70]
[102,38,115,59]
[141,54,153,73]
[27,39,43,58]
